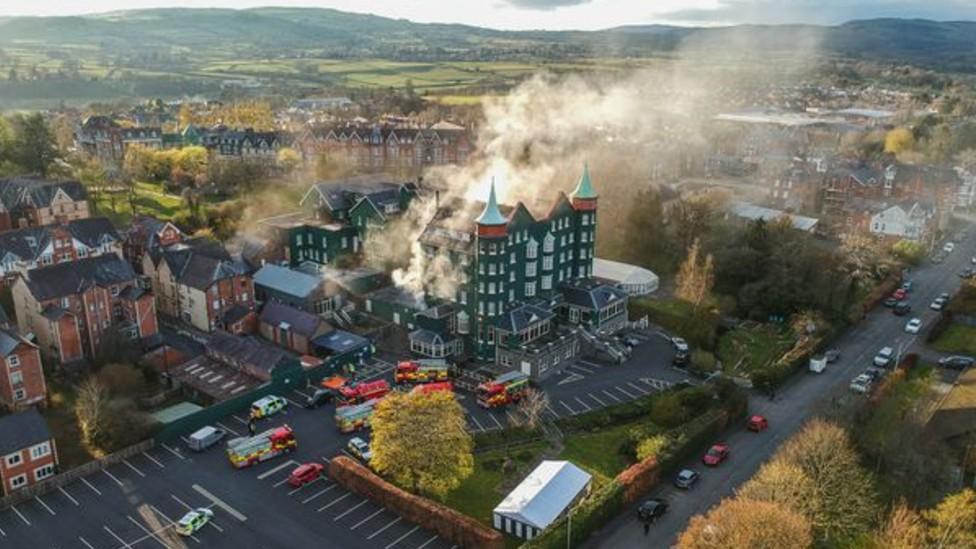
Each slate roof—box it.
[0,176,87,210]
[312,330,370,355]
[559,280,628,311]
[254,264,322,300]
[0,408,53,456]
[205,331,287,377]
[494,460,592,530]
[302,177,409,214]
[25,255,136,301]
[126,215,180,256]
[408,328,459,346]
[495,303,555,333]
[160,240,248,291]
[259,301,331,338]
[0,328,28,356]
[0,217,119,263]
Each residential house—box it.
[0,409,58,495]
[200,127,283,161]
[74,116,162,166]
[869,202,936,242]
[0,217,121,282]
[122,215,184,274]
[142,239,255,333]
[12,255,159,364]
[0,328,46,409]
[253,263,342,315]
[0,177,90,231]
[258,301,333,355]
[296,123,472,172]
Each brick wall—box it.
[0,438,58,496]
[0,343,46,409]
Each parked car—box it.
[944,242,956,253]
[971,256,976,265]
[187,426,226,452]
[747,415,769,432]
[850,374,873,394]
[347,437,373,462]
[883,297,899,308]
[901,281,913,292]
[176,508,214,536]
[825,349,841,363]
[893,302,912,316]
[672,351,689,367]
[905,318,922,334]
[939,356,976,370]
[932,254,945,264]
[940,292,951,301]
[304,388,334,409]
[702,443,730,466]
[287,462,326,487]
[865,367,887,382]
[892,289,907,301]
[809,355,828,374]
[874,347,894,367]
[959,268,974,279]
[250,395,288,419]
[671,337,690,353]
[931,297,947,311]
[673,469,700,489]
[637,499,669,522]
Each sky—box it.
[0,0,972,30]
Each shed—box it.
[592,258,659,296]
[492,460,592,540]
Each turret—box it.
[571,163,598,211]
[477,179,508,237]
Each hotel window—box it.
[542,275,552,290]
[526,239,538,259]
[525,282,536,297]
[509,289,515,301]
[510,252,515,263]
[488,302,496,315]
[296,234,303,246]
[489,283,496,295]
[510,271,515,282]
[543,233,554,253]
[479,282,485,294]
[526,262,537,277]
[6,355,19,368]
[488,264,496,275]
[543,256,553,271]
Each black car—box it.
[939,356,976,370]
[893,302,912,316]
[304,388,334,409]
[674,469,700,489]
[825,349,840,363]
[883,297,898,308]
[637,499,669,522]
[672,351,689,367]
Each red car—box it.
[747,415,769,432]
[287,462,325,487]
[892,289,907,300]
[702,443,730,466]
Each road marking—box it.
[488,413,503,429]
[587,393,607,407]
[368,516,402,539]
[127,515,168,548]
[569,363,595,374]
[192,484,248,522]
[273,476,293,488]
[574,396,592,411]
[257,460,298,480]
[350,508,385,529]
[293,388,312,400]
[232,415,249,425]
[317,492,352,512]
[578,360,605,369]
[10,504,29,525]
[601,389,622,403]
[34,495,55,515]
[58,485,79,506]
[169,493,225,532]
[302,484,337,503]
[627,381,650,395]
[559,400,577,415]
[103,525,130,548]
[122,459,146,478]
[417,534,440,549]
[321,456,331,464]
[386,525,421,549]
[557,373,585,385]
[81,477,102,495]
[141,451,165,469]
[288,477,320,495]
[615,385,637,399]
[284,396,302,408]
[78,536,94,548]
[468,414,485,432]
[160,443,185,460]
[150,504,201,544]
[102,469,124,487]
[216,421,241,437]
[333,499,369,520]
[545,404,560,418]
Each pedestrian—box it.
[248,419,256,436]
[643,522,650,537]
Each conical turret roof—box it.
[477,179,508,226]
[572,163,597,200]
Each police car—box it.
[250,395,288,419]
[176,508,214,536]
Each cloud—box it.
[502,0,594,11]
[658,0,976,25]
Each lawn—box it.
[92,181,188,226]
[716,324,795,375]
[932,324,976,355]
[444,442,548,526]
[557,423,635,484]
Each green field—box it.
[716,324,796,375]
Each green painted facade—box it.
[288,223,361,267]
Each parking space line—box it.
[417,534,440,549]
[488,414,503,429]
[10,504,29,525]
[302,484,337,503]
[601,389,622,403]
[288,477,320,495]
[160,443,186,460]
[386,525,421,549]
[578,360,606,369]
[103,468,124,487]
[615,385,637,399]
[149,504,201,544]
[58,485,80,506]
[192,484,248,522]
[216,421,241,437]
[78,536,94,548]
[334,499,369,521]
[273,476,293,488]
[170,494,226,533]
[545,404,560,418]
[627,381,650,395]
[122,459,146,477]
[587,393,607,407]
[468,414,485,432]
[257,460,298,480]
[127,515,167,548]
[573,396,592,411]
[284,396,303,408]
[569,363,595,374]
[81,477,102,495]
[293,388,312,400]
[350,508,385,530]
[0,524,5,537]
[103,525,131,548]
[368,516,402,539]
[232,415,249,425]
[317,492,352,512]
[559,401,577,415]
[142,451,165,469]
[34,495,55,515]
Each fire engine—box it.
[337,379,390,406]
[394,360,451,385]
[226,425,297,469]
[410,381,454,395]
[335,399,381,433]
[476,371,530,408]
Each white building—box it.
[869,202,933,241]
[593,258,659,296]
[493,460,592,540]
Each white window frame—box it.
[9,473,27,489]
[5,452,22,468]
[34,464,54,481]
[29,442,50,460]
[6,355,19,368]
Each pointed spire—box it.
[477,178,507,226]
[572,162,597,200]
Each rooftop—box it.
[493,460,592,530]
[0,408,53,455]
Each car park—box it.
[702,443,730,466]
[672,351,689,367]
[621,334,642,348]
[940,292,951,301]
[747,415,768,432]
[671,337,690,353]
[250,395,288,419]
[673,469,700,489]
[287,462,326,487]
[901,281,913,292]
[347,437,373,462]
[874,347,894,367]
[939,356,976,370]
[932,254,945,264]
[850,374,873,394]
[637,498,669,522]
[893,301,911,316]
[905,318,922,334]
[176,508,214,536]
[187,425,226,452]
[304,388,334,409]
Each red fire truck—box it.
[476,371,530,408]
[410,381,454,396]
[335,399,381,433]
[394,360,451,385]
[337,379,391,406]
[226,425,297,469]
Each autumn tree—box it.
[676,238,714,312]
[885,127,915,155]
[874,503,927,549]
[676,498,813,549]
[739,459,818,520]
[75,378,110,449]
[277,147,302,174]
[925,489,976,548]
[369,390,474,500]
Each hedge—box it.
[926,312,954,344]
[749,335,824,391]
[329,456,504,549]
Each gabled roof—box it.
[0,327,32,357]
[160,241,247,291]
[259,301,332,338]
[0,176,87,211]
[205,330,287,377]
[24,255,136,301]
[408,328,459,346]
[0,217,118,263]
[0,408,52,455]
[495,303,555,333]
[494,460,591,530]
[559,279,628,311]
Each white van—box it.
[187,426,226,452]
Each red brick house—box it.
[258,301,332,355]
[0,409,58,495]
[11,255,159,364]
[0,217,121,283]
[122,215,184,274]
[0,176,90,231]
[297,123,472,172]
[0,329,46,410]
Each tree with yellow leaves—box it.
[884,127,915,155]
[369,390,473,500]
[676,498,813,549]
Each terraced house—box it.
[297,122,472,171]
[0,217,120,282]
[200,126,283,160]
[0,177,90,231]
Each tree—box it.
[10,113,57,176]
[676,498,813,549]
[510,388,548,429]
[885,127,915,155]
[739,459,818,521]
[925,489,976,548]
[277,147,302,174]
[97,363,146,396]
[369,391,474,500]
[676,239,714,312]
[874,503,927,549]
[75,378,110,449]
[892,239,925,266]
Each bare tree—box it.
[75,378,109,448]
[676,238,714,311]
[510,388,549,429]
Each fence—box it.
[0,439,154,509]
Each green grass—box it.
[716,325,795,375]
[558,423,635,483]
[932,324,976,355]
[444,442,548,526]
